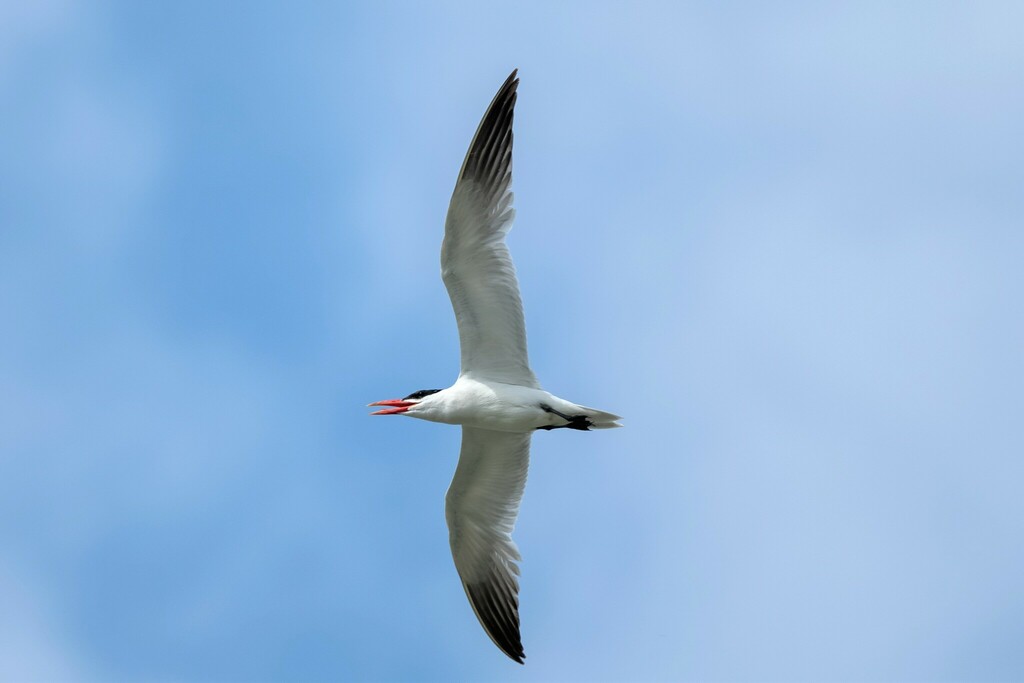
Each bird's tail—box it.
[581,406,623,429]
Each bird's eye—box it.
[403,389,441,400]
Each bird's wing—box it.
[445,426,531,664]
[442,69,540,388]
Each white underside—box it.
[405,375,621,432]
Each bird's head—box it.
[368,389,442,416]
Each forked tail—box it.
[581,406,623,429]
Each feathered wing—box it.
[442,69,540,388]
[445,426,531,664]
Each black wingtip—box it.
[489,69,519,110]
[503,70,519,100]
[456,69,521,195]
[464,580,526,664]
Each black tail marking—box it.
[538,404,593,431]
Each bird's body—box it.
[369,70,620,664]
[381,376,621,432]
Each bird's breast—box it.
[442,380,554,433]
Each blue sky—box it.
[2,1,1023,680]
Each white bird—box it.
[369,70,621,664]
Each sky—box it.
[1,1,1023,681]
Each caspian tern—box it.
[369,70,621,664]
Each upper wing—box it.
[445,426,531,664]
[442,69,540,388]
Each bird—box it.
[368,69,621,664]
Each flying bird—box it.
[369,70,621,664]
